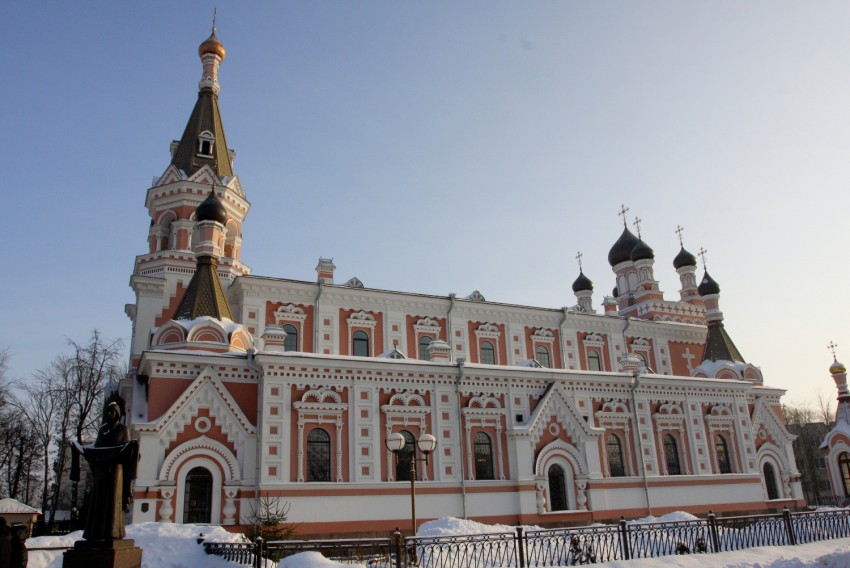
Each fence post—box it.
[515,526,526,568]
[708,511,720,553]
[783,507,797,546]
[618,517,630,560]
[254,536,264,568]
[393,529,404,568]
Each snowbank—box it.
[27,522,247,568]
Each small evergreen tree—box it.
[244,495,298,561]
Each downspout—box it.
[629,369,653,516]
[447,293,456,362]
[455,356,468,518]
[247,348,262,508]
[559,307,568,369]
[314,279,324,353]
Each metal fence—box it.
[204,507,850,568]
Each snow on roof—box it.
[0,498,40,514]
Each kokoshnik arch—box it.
[120,27,803,537]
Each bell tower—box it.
[126,26,251,371]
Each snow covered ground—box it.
[25,514,850,568]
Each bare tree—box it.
[783,402,831,504]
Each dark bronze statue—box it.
[71,402,139,543]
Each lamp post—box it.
[386,431,437,536]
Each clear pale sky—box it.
[1,2,848,407]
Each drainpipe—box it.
[455,357,468,518]
[314,279,324,353]
[629,368,653,516]
[559,307,568,369]
[447,293,456,362]
[247,348,262,512]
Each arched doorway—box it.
[763,462,779,500]
[548,464,568,511]
[183,466,213,523]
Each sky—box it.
[1,2,849,407]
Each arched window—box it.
[396,430,416,482]
[307,428,331,482]
[839,452,850,497]
[607,434,626,477]
[474,432,494,480]
[183,467,212,523]
[419,336,433,361]
[664,434,681,475]
[763,462,779,500]
[715,435,732,474]
[353,330,370,357]
[588,349,602,372]
[536,346,551,368]
[548,464,568,511]
[283,324,298,352]
[481,341,496,365]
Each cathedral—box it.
[121,28,803,537]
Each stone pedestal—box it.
[63,539,143,568]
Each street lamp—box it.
[386,431,437,536]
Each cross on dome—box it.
[829,341,839,361]
[675,225,684,247]
[576,251,583,272]
[698,247,708,269]
[633,216,642,238]
[618,204,630,227]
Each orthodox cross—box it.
[618,204,630,227]
[633,217,642,239]
[698,247,708,269]
[682,347,696,373]
[212,8,218,31]
[829,341,839,361]
[576,251,584,273]
[675,225,684,247]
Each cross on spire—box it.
[633,217,642,238]
[675,225,684,247]
[212,8,218,31]
[618,204,630,228]
[576,251,584,272]
[698,247,708,269]
[829,341,839,361]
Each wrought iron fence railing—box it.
[203,507,850,568]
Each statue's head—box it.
[104,401,122,423]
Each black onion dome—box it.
[196,191,228,224]
[698,271,720,296]
[630,239,655,262]
[608,227,641,266]
[572,271,593,293]
[673,246,697,269]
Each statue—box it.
[71,401,139,543]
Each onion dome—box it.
[608,228,641,266]
[196,190,228,224]
[831,359,847,375]
[630,239,655,262]
[572,271,593,293]
[673,246,697,269]
[199,30,226,60]
[698,271,720,296]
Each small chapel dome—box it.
[608,227,641,266]
[572,271,593,293]
[830,359,847,375]
[199,30,226,60]
[698,272,720,296]
[630,239,655,262]
[673,246,698,269]
[196,190,228,224]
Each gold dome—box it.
[831,359,847,375]
[198,30,226,60]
